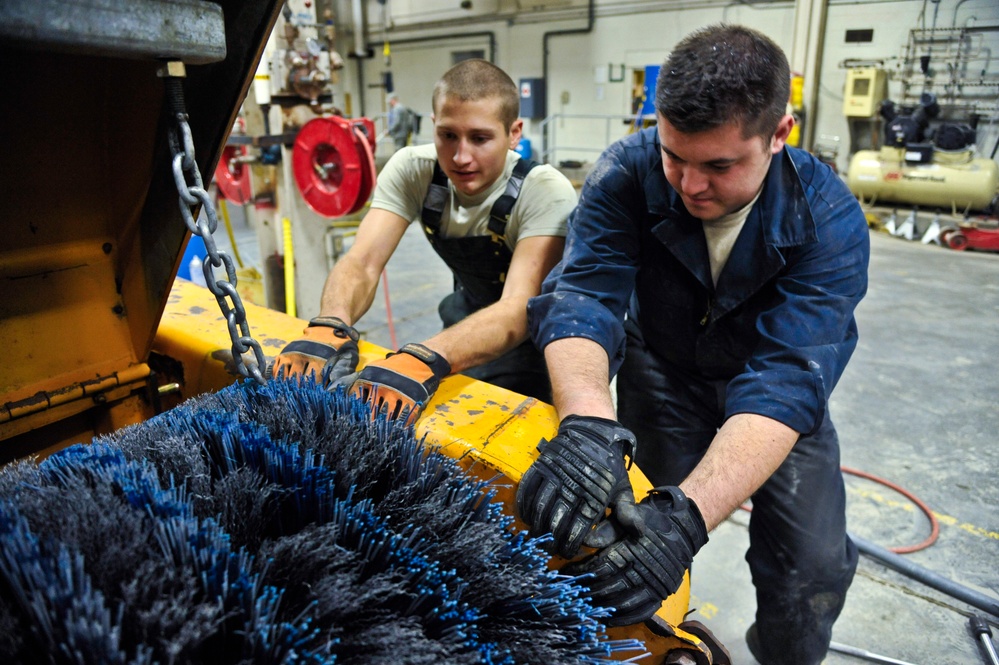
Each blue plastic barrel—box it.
[515,137,533,161]
[177,234,207,282]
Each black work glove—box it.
[271,316,360,386]
[515,415,637,559]
[564,485,708,627]
[340,342,451,426]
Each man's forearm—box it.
[421,297,530,373]
[318,254,380,326]
[679,413,799,530]
[544,337,616,419]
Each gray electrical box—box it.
[519,77,546,120]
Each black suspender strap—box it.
[421,158,538,236]
[488,158,537,237]
[420,162,450,233]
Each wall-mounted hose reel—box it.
[292,116,377,218]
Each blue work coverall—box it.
[528,126,870,664]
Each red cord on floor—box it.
[738,466,940,554]
[840,465,940,554]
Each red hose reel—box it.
[292,116,378,218]
[214,144,253,205]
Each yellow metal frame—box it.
[155,279,718,662]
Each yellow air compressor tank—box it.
[847,146,998,212]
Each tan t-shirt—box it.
[702,189,763,286]
[371,143,576,252]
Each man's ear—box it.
[508,118,524,149]
[770,114,795,154]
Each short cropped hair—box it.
[655,24,790,140]
[432,59,520,132]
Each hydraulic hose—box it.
[850,534,999,618]
[739,467,998,617]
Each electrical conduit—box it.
[282,217,296,318]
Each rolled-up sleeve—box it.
[528,141,644,371]
[726,175,870,435]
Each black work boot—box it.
[746,623,767,664]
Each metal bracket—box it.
[0,0,226,64]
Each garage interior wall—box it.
[317,0,998,175]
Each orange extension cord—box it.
[840,466,940,554]
[740,466,941,555]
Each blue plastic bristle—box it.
[0,378,650,664]
[0,504,129,664]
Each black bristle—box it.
[0,378,649,664]
[207,467,281,551]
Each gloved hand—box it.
[342,342,451,426]
[271,316,360,385]
[564,485,708,627]
[515,415,636,559]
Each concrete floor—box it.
[216,205,999,664]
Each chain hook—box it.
[160,60,267,385]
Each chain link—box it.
[164,72,267,385]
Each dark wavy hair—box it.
[655,24,790,140]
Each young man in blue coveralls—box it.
[516,24,870,664]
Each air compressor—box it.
[846,93,999,213]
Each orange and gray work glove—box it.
[563,485,708,626]
[344,342,451,426]
[515,415,637,559]
[271,316,360,386]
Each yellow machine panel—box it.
[154,279,715,662]
[843,67,888,118]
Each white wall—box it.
[327,0,998,173]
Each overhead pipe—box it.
[350,0,372,117]
[366,32,496,63]
[351,0,367,58]
[362,32,496,119]
[541,0,595,163]
[355,58,367,117]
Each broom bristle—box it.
[0,378,647,664]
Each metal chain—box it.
[162,65,267,385]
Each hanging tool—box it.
[971,615,999,665]
[828,641,918,665]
